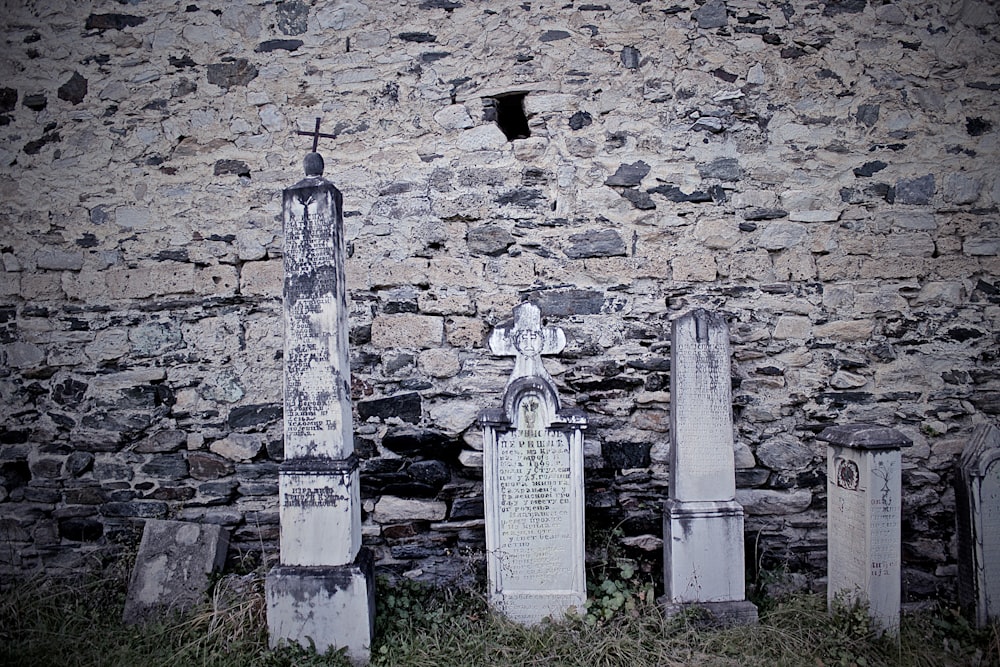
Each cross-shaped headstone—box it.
[296,117,337,153]
[489,302,565,386]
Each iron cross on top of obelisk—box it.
[295,117,337,177]
[489,303,565,385]
[297,117,337,153]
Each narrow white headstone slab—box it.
[956,423,1000,627]
[662,309,756,625]
[669,309,736,503]
[482,303,586,624]
[820,424,911,635]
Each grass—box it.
[2,566,998,667]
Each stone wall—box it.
[1,0,997,600]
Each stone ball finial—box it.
[303,152,324,177]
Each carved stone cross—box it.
[296,117,337,153]
[489,302,565,387]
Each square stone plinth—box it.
[279,467,361,567]
[663,499,750,606]
[266,549,374,663]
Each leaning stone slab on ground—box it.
[819,423,911,635]
[661,309,757,625]
[123,519,229,624]
[955,423,1000,627]
[480,302,587,624]
[266,132,374,663]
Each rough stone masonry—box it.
[0,0,997,605]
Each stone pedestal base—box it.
[266,549,374,663]
[663,499,749,604]
[279,464,361,567]
[659,598,759,627]
[492,590,586,626]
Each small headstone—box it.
[819,423,912,635]
[480,302,587,624]
[123,519,228,624]
[955,423,1000,627]
[661,309,757,625]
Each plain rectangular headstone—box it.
[956,423,1000,627]
[123,519,228,624]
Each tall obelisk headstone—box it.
[481,303,587,624]
[662,309,757,624]
[819,424,911,635]
[266,121,374,663]
[955,423,1000,627]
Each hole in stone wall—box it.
[1,461,30,489]
[486,92,530,141]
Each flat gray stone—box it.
[816,423,912,450]
[35,250,83,271]
[944,173,981,205]
[467,224,514,256]
[895,174,935,205]
[276,0,308,35]
[692,0,728,28]
[604,160,650,187]
[564,229,627,258]
[697,157,742,181]
[964,238,1000,256]
[123,519,229,624]
[758,221,808,250]
[756,434,815,470]
[115,206,151,229]
[5,341,45,368]
[210,433,264,461]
